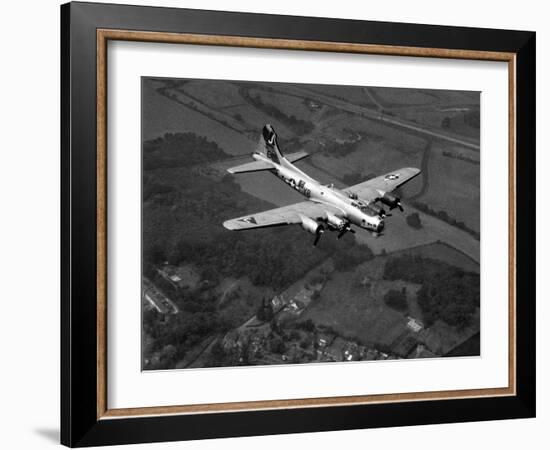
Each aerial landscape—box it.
[141,77,480,370]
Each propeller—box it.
[388,201,403,212]
[377,193,404,213]
[313,228,324,246]
[337,223,355,239]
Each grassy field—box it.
[249,87,313,121]
[183,79,243,108]
[356,203,479,262]
[296,84,378,108]
[309,140,423,186]
[300,259,414,347]
[418,143,480,232]
[142,80,253,155]
[395,106,480,139]
[370,86,479,108]
[397,242,479,273]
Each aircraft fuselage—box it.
[252,152,384,233]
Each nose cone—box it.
[360,216,384,232]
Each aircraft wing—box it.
[227,151,309,174]
[223,200,340,230]
[345,167,421,201]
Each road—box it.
[142,277,179,314]
[287,86,480,151]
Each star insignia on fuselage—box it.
[384,173,400,181]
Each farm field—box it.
[300,262,419,347]
[416,143,480,232]
[142,80,253,154]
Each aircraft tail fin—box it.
[260,124,284,164]
[226,125,309,174]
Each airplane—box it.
[223,124,421,246]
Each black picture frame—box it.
[61,1,535,447]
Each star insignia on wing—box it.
[239,216,257,224]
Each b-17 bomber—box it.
[223,124,421,246]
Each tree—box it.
[383,255,479,328]
[270,337,286,354]
[384,289,408,312]
[256,297,274,322]
[143,132,228,170]
[210,340,225,360]
[406,212,422,229]
[270,318,282,335]
[296,319,315,332]
[158,344,177,368]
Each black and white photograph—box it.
[141,77,481,371]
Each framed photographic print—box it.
[60,2,536,447]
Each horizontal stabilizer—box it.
[227,151,309,174]
[227,160,273,174]
[285,150,309,164]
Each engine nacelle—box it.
[365,203,386,217]
[300,216,324,235]
[379,192,400,209]
[325,213,346,231]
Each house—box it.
[324,337,348,361]
[317,332,335,349]
[306,100,321,110]
[409,343,437,359]
[392,335,420,358]
[270,295,287,313]
[364,348,379,361]
[293,288,315,308]
[157,264,200,290]
[222,330,242,351]
[360,275,373,290]
[285,299,306,315]
[342,342,361,361]
[407,316,424,332]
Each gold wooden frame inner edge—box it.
[96,29,517,420]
